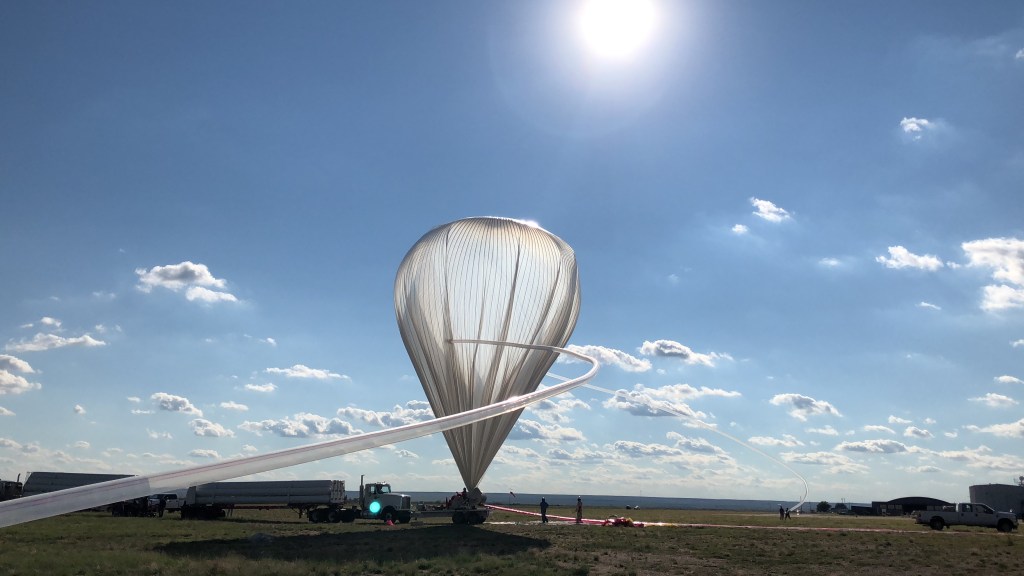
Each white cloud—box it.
[863,425,895,434]
[888,415,912,424]
[638,340,731,367]
[995,375,1023,385]
[239,412,362,438]
[780,451,870,474]
[189,449,222,459]
[747,434,804,447]
[750,197,791,223]
[1011,339,1024,348]
[5,333,107,353]
[875,246,944,271]
[261,337,277,347]
[900,117,937,140]
[336,401,434,428]
[135,261,237,303]
[0,370,42,396]
[185,286,239,303]
[74,405,86,415]
[962,237,1024,311]
[151,392,203,416]
[964,418,1024,438]
[836,439,912,453]
[819,258,841,268]
[770,393,841,421]
[528,395,590,424]
[806,425,839,436]
[918,302,941,311]
[0,406,14,416]
[508,419,585,443]
[190,419,235,437]
[732,224,749,235]
[73,441,89,449]
[563,344,651,372]
[245,383,277,393]
[969,393,1018,408]
[0,355,35,374]
[126,396,141,403]
[1016,48,1024,60]
[219,401,249,411]
[603,383,735,420]
[903,426,934,439]
[265,364,348,380]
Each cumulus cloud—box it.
[750,197,791,223]
[74,405,86,415]
[239,413,362,438]
[638,340,731,367]
[190,419,235,437]
[964,418,1024,438]
[0,355,42,396]
[189,449,221,459]
[875,246,944,271]
[863,425,895,434]
[995,375,1023,385]
[903,426,934,439]
[0,406,14,416]
[1012,339,1024,348]
[933,445,1024,471]
[528,395,590,424]
[219,401,249,411]
[969,393,1018,408]
[265,364,348,380]
[1016,48,1024,60]
[806,425,839,436]
[899,117,940,141]
[508,419,585,443]
[5,333,106,353]
[780,451,870,474]
[732,224,749,235]
[918,302,941,311]
[562,345,651,372]
[819,258,841,268]
[336,401,434,428]
[151,392,203,416]
[770,393,841,421]
[836,439,912,453]
[602,383,737,420]
[747,434,804,447]
[245,383,277,393]
[888,415,912,424]
[962,238,1024,311]
[135,261,237,303]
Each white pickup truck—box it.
[914,503,1018,532]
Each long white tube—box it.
[0,342,598,528]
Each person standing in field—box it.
[540,497,549,523]
[779,505,785,520]
[575,497,583,524]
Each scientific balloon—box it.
[394,217,581,490]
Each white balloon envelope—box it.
[394,217,581,490]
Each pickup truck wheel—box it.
[929,517,944,531]
[997,519,1013,533]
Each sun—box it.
[576,0,659,62]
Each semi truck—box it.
[914,502,1018,532]
[175,476,414,524]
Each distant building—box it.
[870,496,950,516]
[969,484,1024,518]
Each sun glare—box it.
[577,0,659,62]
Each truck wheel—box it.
[997,519,1013,533]
[398,512,411,524]
[328,509,341,523]
[340,509,356,523]
[929,517,944,531]
[383,506,396,523]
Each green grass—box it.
[0,507,1019,575]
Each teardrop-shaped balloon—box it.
[394,217,581,490]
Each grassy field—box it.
[0,506,1020,575]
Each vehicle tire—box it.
[340,508,356,523]
[997,519,1013,533]
[383,506,396,523]
[328,508,341,523]
[452,511,466,524]
[929,517,944,531]
[398,512,412,524]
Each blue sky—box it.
[2,1,1022,505]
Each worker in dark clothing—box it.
[540,497,549,523]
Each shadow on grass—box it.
[157,524,550,563]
